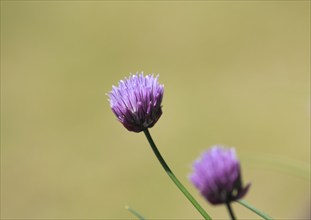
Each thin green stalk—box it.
[237,200,273,220]
[226,202,236,220]
[143,129,212,220]
[125,206,146,220]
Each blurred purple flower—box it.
[189,146,250,205]
[108,73,164,132]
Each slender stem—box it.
[237,200,273,220]
[226,202,236,220]
[125,206,146,220]
[143,129,212,220]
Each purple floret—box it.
[190,146,250,205]
[108,73,164,132]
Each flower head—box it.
[108,73,164,132]
[189,145,250,205]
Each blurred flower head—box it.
[189,145,250,205]
[108,73,164,132]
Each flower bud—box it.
[108,73,164,132]
[190,146,250,205]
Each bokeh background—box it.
[1,1,310,219]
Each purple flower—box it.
[189,146,250,205]
[108,73,164,132]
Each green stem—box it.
[237,200,273,220]
[143,129,212,220]
[226,202,236,220]
[125,206,146,220]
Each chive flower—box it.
[108,73,164,132]
[189,146,250,205]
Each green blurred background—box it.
[1,1,310,219]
